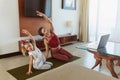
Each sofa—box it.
[27,62,118,80]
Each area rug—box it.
[7,56,80,80]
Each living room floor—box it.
[0,42,120,80]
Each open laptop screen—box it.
[97,34,110,49]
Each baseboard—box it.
[0,52,22,59]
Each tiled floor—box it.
[0,42,120,80]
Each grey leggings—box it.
[39,61,53,70]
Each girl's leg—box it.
[39,63,51,70]
[45,61,53,66]
[59,48,73,59]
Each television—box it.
[24,0,51,17]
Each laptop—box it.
[87,34,110,50]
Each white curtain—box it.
[89,0,119,42]
[110,0,120,42]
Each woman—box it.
[37,11,73,62]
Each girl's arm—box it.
[44,39,49,59]
[22,29,36,45]
[26,55,33,75]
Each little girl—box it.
[21,29,53,75]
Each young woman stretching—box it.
[37,11,73,62]
[21,29,53,75]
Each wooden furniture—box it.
[87,49,120,78]
[18,0,52,37]
[18,0,49,51]
[58,34,77,45]
[18,0,52,51]
[76,42,120,78]
[36,34,77,51]
[36,39,45,51]
[18,0,77,51]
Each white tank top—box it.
[28,46,46,68]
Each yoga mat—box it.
[7,56,80,80]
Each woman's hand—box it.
[36,11,44,17]
[26,70,32,75]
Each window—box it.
[89,0,118,41]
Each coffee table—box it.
[76,42,120,78]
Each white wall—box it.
[52,0,80,35]
[0,0,19,54]
[0,0,80,55]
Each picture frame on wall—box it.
[62,0,76,10]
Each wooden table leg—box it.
[91,55,102,71]
[116,58,120,66]
[87,50,102,70]
[87,49,118,78]
[106,59,118,78]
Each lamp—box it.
[66,21,72,27]
[66,21,73,35]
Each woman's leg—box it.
[51,49,69,62]
[59,48,73,59]
[52,52,69,62]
